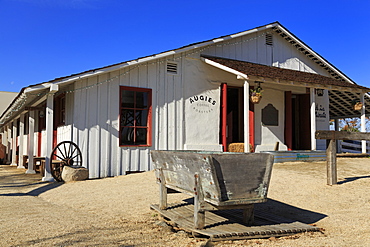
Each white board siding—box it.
[40,130,47,157]
[69,59,186,178]
[56,125,71,144]
[202,30,332,78]
[64,28,335,179]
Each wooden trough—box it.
[150,151,275,229]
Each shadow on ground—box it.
[337,175,370,185]
[184,197,326,226]
[0,182,62,197]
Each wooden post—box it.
[327,139,337,185]
[221,83,227,152]
[310,88,316,150]
[242,204,255,225]
[158,168,167,210]
[42,84,58,182]
[18,114,25,169]
[26,110,35,174]
[243,80,250,152]
[10,120,17,166]
[194,173,205,229]
[315,130,370,185]
[7,124,11,163]
[361,93,366,153]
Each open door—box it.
[220,85,254,151]
[292,94,311,150]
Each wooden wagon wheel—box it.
[50,141,83,182]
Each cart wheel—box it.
[50,141,83,182]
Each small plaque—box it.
[262,104,278,126]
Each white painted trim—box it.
[17,114,25,169]
[10,121,17,166]
[42,88,57,181]
[361,93,366,153]
[202,57,249,80]
[310,88,316,150]
[277,25,355,85]
[26,110,36,174]
[243,81,250,152]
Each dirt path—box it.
[1,157,370,246]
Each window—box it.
[119,86,152,146]
[55,94,66,126]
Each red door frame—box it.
[249,102,255,151]
[220,84,255,152]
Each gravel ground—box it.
[1,157,370,246]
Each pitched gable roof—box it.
[1,22,368,124]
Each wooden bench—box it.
[150,150,274,229]
[22,155,45,173]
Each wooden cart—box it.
[150,150,274,229]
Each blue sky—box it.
[1,0,370,93]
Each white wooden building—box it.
[1,22,369,180]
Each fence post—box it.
[327,139,337,185]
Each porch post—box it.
[7,124,11,163]
[42,85,59,182]
[17,114,25,169]
[334,118,341,152]
[10,120,17,166]
[243,80,250,152]
[360,93,366,153]
[310,88,316,150]
[3,125,8,162]
[26,110,36,174]
[221,83,227,152]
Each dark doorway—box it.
[292,94,311,150]
[226,87,244,144]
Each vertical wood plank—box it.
[158,168,167,210]
[327,139,337,185]
[194,173,205,229]
[242,204,255,226]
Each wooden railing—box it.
[316,131,370,185]
[338,140,370,153]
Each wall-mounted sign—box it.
[315,104,327,119]
[316,89,324,97]
[189,95,217,113]
[262,104,278,126]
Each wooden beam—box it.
[316,130,370,141]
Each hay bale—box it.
[228,143,245,152]
[227,143,255,152]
